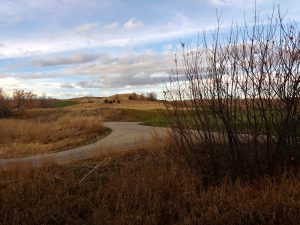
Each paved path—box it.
[0,122,169,169]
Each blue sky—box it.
[0,0,298,98]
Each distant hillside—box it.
[67,96,104,103]
[107,93,149,101]
[64,93,156,104]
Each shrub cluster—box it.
[164,8,299,180]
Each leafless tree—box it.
[147,92,157,101]
[13,89,37,109]
[164,7,299,180]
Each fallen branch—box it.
[79,158,111,184]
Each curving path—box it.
[0,122,169,169]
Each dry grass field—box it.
[0,148,299,225]
[70,98,163,111]
[73,100,163,110]
[0,112,108,158]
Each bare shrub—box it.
[147,92,157,101]
[13,89,37,109]
[128,92,137,100]
[0,89,12,118]
[164,8,300,179]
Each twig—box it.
[79,158,110,184]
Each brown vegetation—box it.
[128,92,157,101]
[70,99,162,110]
[0,113,106,158]
[12,89,37,109]
[147,91,158,101]
[128,92,138,100]
[0,89,11,118]
[0,148,299,225]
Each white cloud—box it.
[0,12,222,59]
[0,43,7,48]
[0,1,24,25]
[76,23,98,33]
[68,51,173,75]
[209,0,226,5]
[64,51,174,88]
[60,83,76,89]
[32,53,101,67]
[0,77,21,91]
[0,77,47,96]
[104,22,118,30]
[123,18,143,30]
[2,50,176,91]
[1,46,177,93]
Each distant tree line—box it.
[0,88,56,118]
[103,92,158,104]
[128,92,157,101]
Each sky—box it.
[0,0,299,98]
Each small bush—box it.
[0,103,11,118]
[0,89,12,118]
[128,92,137,100]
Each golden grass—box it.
[0,113,106,158]
[70,99,164,110]
[0,149,299,225]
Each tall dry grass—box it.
[0,113,106,158]
[0,149,299,225]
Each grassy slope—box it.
[114,108,300,135]
[54,100,78,108]
[118,109,168,126]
